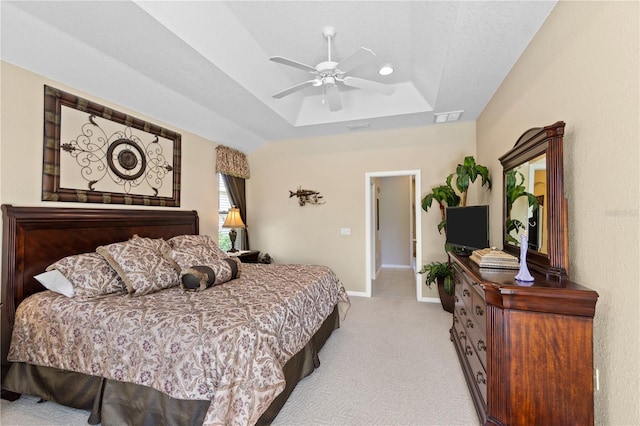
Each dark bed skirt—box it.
[3,305,340,425]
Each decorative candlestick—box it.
[515,232,534,282]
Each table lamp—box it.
[222,206,245,252]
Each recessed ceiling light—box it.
[378,64,394,76]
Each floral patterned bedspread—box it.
[9,263,350,425]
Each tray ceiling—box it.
[1,1,556,152]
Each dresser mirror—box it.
[499,121,569,280]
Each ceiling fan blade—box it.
[342,76,395,96]
[325,84,342,112]
[269,56,318,73]
[272,80,318,98]
[335,47,376,73]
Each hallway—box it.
[372,266,417,300]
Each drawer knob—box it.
[476,371,486,384]
[475,305,484,316]
[465,345,473,356]
[466,319,474,329]
[463,289,470,297]
[477,340,486,352]
[459,331,466,340]
[460,308,467,316]
[453,315,459,324]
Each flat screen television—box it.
[445,205,489,255]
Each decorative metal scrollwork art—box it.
[61,117,173,196]
[42,85,181,206]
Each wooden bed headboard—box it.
[1,204,199,374]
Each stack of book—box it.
[470,248,520,270]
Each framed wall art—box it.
[42,85,181,206]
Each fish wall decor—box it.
[289,187,325,206]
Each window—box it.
[218,173,245,251]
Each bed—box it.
[0,204,349,425]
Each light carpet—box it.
[1,296,478,426]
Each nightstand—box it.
[229,250,260,263]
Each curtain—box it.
[216,145,250,249]
[215,145,250,179]
[222,174,249,249]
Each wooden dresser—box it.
[450,253,598,425]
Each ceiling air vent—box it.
[347,123,370,131]
[434,111,464,123]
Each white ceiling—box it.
[1,1,556,153]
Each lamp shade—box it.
[223,206,245,229]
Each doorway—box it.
[365,170,422,299]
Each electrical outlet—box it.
[340,228,351,236]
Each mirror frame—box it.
[499,121,569,280]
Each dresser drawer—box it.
[466,342,488,404]
[461,282,473,310]
[470,287,486,332]
[465,316,487,370]
[453,313,467,349]
[455,298,470,330]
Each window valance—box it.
[215,145,250,179]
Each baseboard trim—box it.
[347,291,369,298]
[380,264,412,269]
[418,296,441,304]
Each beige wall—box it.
[4,2,635,420]
[247,123,478,298]
[477,1,639,424]
[0,61,221,240]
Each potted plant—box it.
[418,261,455,313]
[451,155,491,207]
[422,156,492,232]
[421,177,460,234]
[420,155,491,311]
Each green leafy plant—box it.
[218,231,232,251]
[418,261,454,295]
[450,156,492,207]
[422,156,492,234]
[505,169,539,245]
[420,155,492,299]
[421,175,460,234]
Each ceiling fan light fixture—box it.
[269,27,395,111]
[378,64,394,76]
[324,76,336,88]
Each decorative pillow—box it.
[227,255,242,276]
[34,269,75,298]
[97,236,180,296]
[165,234,229,269]
[46,252,127,299]
[180,266,216,291]
[181,257,241,291]
[214,257,240,285]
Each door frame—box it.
[365,170,422,299]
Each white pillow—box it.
[34,269,75,298]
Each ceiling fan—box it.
[269,27,395,112]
